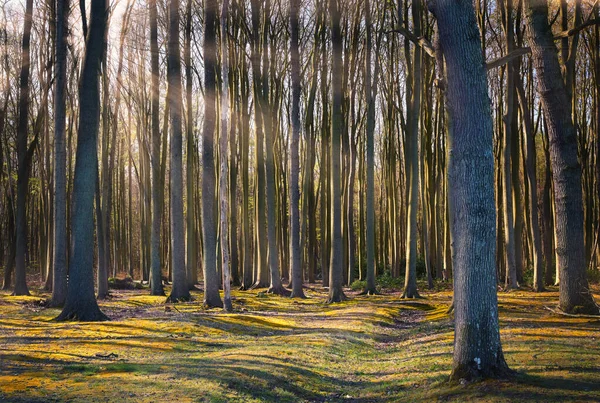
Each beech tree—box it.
[56,0,109,321]
[432,0,511,380]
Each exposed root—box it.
[267,285,291,297]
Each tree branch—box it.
[386,28,436,58]
[554,18,600,39]
[486,47,531,71]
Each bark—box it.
[362,0,377,296]
[56,0,109,321]
[184,0,197,290]
[432,0,511,380]
[524,0,599,314]
[516,78,544,291]
[250,0,268,288]
[149,0,165,296]
[13,0,35,296]
[50,0,70,307]
[220,0,233,312]
[201,0,223,308]
[501,0,519,290]
[166,0,191,303]
[326,0,347,303]
[289,0,305,299]
[402,0,422,299]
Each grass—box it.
[0,282,599,402]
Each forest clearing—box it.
[1,281,599,402]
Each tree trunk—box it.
[402,0,421,299]
[524,0,599,314]
[149,0,165,296]
[289,0,305,299]
[326,0,347,303]
[200,0,223,308]
[433,0,511,380]
[165,0,191,303]
[50,0,70,307]
[56,0,109,321]
[13,0,35,296]
[220,0,233,312]
[362,0,377,296]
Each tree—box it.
[524,0,600,314]
[220,0,233,312]
[326,0,346,303]
[362,0,377,296]
[201,0,223,308]
[165,0,190,303]
[149,0,165,296]
[50,0,70,307]
[56,0,109,322]
[13,0,36,296]
[289,0,305,299]
[402,0,422,299]
[432,0,511,380]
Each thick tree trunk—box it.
[433,0,511,380]
[56,0,109,322]
[524,0,599,314]
[200,0,223,308]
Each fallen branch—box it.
[544,306,600,319]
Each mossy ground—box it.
[0,283,599,402]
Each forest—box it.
[0,0,600,401]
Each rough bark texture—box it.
[524,0,599,314]
[433,0,511,381]
[201,0,223,308]
[50,0,69,307]
[165,0,190,303]
[56,0,109,322]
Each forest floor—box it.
[0,281,599,402]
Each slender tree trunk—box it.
[50,0,70,307]
[13,0,35,296]
[289,0,305,299]
[165,0,191,303]
[516,78,544,291]
[326,0,347,303]
[402,0,421,299]
[149,0,164,296]
[220,0,233,312]
[184,0,197,290]
[201,0,223,308]
[362,0,377,295]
